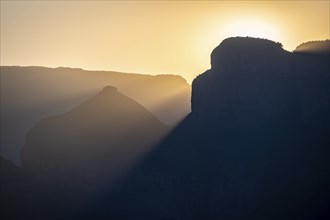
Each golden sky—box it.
[1,1,329,82]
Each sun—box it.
[224,19,281,41]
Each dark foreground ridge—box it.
[2,37,329,220]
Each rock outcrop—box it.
[192,37,329,136]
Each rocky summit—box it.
[192,37,329,136]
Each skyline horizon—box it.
[1,1,329,82]
[2,36,329,84]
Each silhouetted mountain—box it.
[3,86,170,219]
[192,37,295,135]
[2,37,329,220]
[192,37,329,139]
[21,86,168,189]
[95,37,329,220]
[1,66,191,164]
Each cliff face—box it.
[192,37,329,134]
[104,38,330,220]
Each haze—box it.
[1,1,329,82]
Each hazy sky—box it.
[1,1,329,82]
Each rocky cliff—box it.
[192,37,329,136]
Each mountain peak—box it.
[101,85,118,93]
[210,37,287,70]
[21,86,167,179]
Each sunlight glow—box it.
[1,1,329,81]
[224,19,282,42]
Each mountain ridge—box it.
[1,66,191,164]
